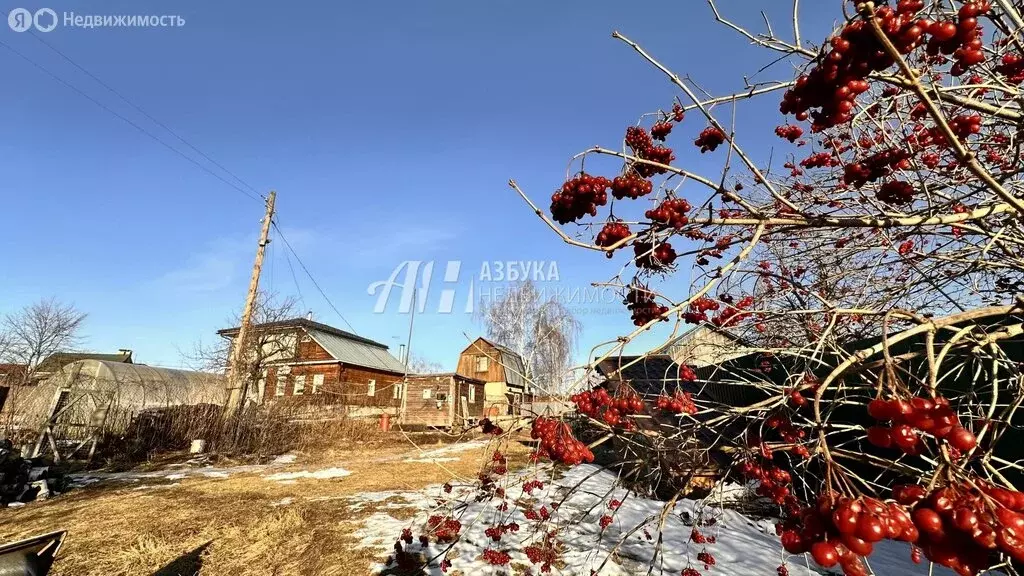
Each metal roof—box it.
[306,328,407,374]
[217,318,387,349]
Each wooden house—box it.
[401,373,486,430]
[455,338,530,417]
[217,318,408,417]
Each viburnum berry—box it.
[625,284,669,326]
[633,241,677,269]
[599,515,613,530]
[595,221,631,255]
[877,180,915,205]
[646,197,691,229]
[611,172,653,200]
[651,120,673,140]
[694,126,726,152]
[550,173,611,224]
[672,102,685,122]
[774,124,804,143]
[529,416,595,465]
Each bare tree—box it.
[407,353,444,375]
[478,280,581,395]
[183,291,299,404]
[1,298,87,383]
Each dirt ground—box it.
[0,434,531,576]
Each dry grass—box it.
[0,435,531,576]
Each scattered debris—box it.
[0,439,68,507]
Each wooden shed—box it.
[401,373,486,430]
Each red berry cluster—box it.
[599,515,613,529]
[672,103,685,122]
[779,494,916,576]
[876,180,915,205]
[595,221,631,254]
[483,522,519,542]
[530,417,595,465]
[696,550,716,568]
[626,284,669,325]
[843,147,910,188]
[711,295,754,328]
[996,52,1024,83]
[924,2,991,76]
[651,120,673,140]
[682,568,701,576]
[736,459,795,506]
[626,126,675,177]
[679,365,697,382]
[655,391,697,415]
[694,127,726,152]
[765,411,808,445]
[645,198,692,229]
[524,531,561,573]
[895,479,1024,574]
[780,3,933,129]
[949,113,983,138]
[570,387,643,426]
[426,515,462,543]
[774,125,804,143]
[684,296,720,324]
[550,173,611,224]
[481,549,511,566]
[633,241,677,269]
[777,566,789,576]
[522,479,544,494]
[611,172,653,200]
[865,395,977,455]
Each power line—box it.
[282,243,307,308]
[0,37,263,203]
[27,31,265,200]
[271,219,358,334]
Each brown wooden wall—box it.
[337,365,403,408]
[265,363,402,408]
[404,375,453,427]
[296,335,333,361]
[454,378,485,420]
[455,339,506,383]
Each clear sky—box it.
[0,1,840,372]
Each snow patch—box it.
[264,468,352,482]
[350,464,960,576]
[272,454,297,464]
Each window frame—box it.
[275,375,287,397]
[469,385,476,403]
[367,379,376,397]
[311,373,324,395]
[476,355,489,372]
[422,388,432,400]
[293,375,305,395]
[393,382,403,399]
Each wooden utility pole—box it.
[224,190,276,422]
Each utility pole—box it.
[224,190,276,422]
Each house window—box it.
[476,356,489,372]
[422,388,432,400]
[469,385,476,403]
[393,382,403,399]
[294,375,305,395]
[275,375,287,397]
[311,374,324,395]
[367,379,376,396]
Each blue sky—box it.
[0,1,840,372]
